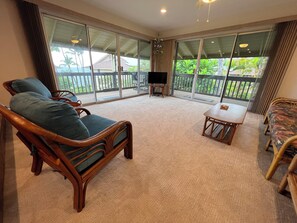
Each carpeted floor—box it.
[3,96,296,222]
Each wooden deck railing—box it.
[56,72,259,101]
[56,72,148,95]
[174,74,260,101]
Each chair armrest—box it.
[270,97,297,106]
[51,90,76,97]
[288,155,297,172]
[74,107,91,117]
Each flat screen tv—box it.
[148,72,167,84]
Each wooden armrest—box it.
[75,107,90,116]
[287,174,297,213]
[51,97,81,107]
[51,90,76,97]
[288,155,297,172]
[270,97,297,106]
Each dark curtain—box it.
[251,20,297,114]
[18,0,56,91]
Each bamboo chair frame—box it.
[278,155,297,214]
[263,97,297,180]
[0,104,133,212]
[3,79,82,107]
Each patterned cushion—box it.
[11,77,52,98]
[268,102,297,157]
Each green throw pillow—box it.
[10,92,89,140]
[11,77,52,98]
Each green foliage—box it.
[140,59,150,71]
[230,57,263,76]
[175,57,267,77]
[175,60,197,74]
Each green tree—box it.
[60,54,76,72]
[175,59,197,74]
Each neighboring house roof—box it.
[92,54,130,71]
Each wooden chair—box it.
[278,155,297,214]
[0,92,133,212]
[3,78,82,107]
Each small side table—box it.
[149,84,165,97]
[202,103,247,145]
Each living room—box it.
[1,0,297,222]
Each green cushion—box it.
[81,115,127,146]
[61,144,105,174]
[12,77,52,98]
[10,92,89,140]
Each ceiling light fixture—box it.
[202,0,216,3]
[71,39,79,44]
[239,43,249,48]
[71,35,81,44]
[161,8,167,14]
[153,36,164,55]
[196,0,216,23]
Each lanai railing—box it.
[174,74,260,101]
[56,72,148,94]
[55,72,260,101]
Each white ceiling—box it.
[79,0,297,34]
[44,0,297,36]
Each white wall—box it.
[277,46,297,98]
[0,0,36,106]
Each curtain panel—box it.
[252,20,297,114]
[18,0,56,91]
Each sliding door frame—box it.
[173,29,274,106]
[41,14,151,103]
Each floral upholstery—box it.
[268,102,297,157]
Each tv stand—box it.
[149,83,165,97]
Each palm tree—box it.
[60,54,76,72]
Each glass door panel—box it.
[221,31,275,108]
[139,40,151,93]
[173,39,200,99]
[194,35,236,104]
[89,27,120,101]
[119,36,139,97]
[43,16,96,103]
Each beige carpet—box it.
[3,96,296,222]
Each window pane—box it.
[89,27,120,101]
[43,16,96,103]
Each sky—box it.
[51,48,138,68]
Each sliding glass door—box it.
[119,35,139,97]
[173,39,201,99]
[221,30,275,108]
[194,35,235,103]
[43,16,96,103]
[43,15,151,103]
[172,30,275,109]
[89,27,120,101]
[139,40,151,93]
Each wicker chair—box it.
[3,77,82,106]
[263,97,297,180]
[1,92,133,212]
[278,155,297,214]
